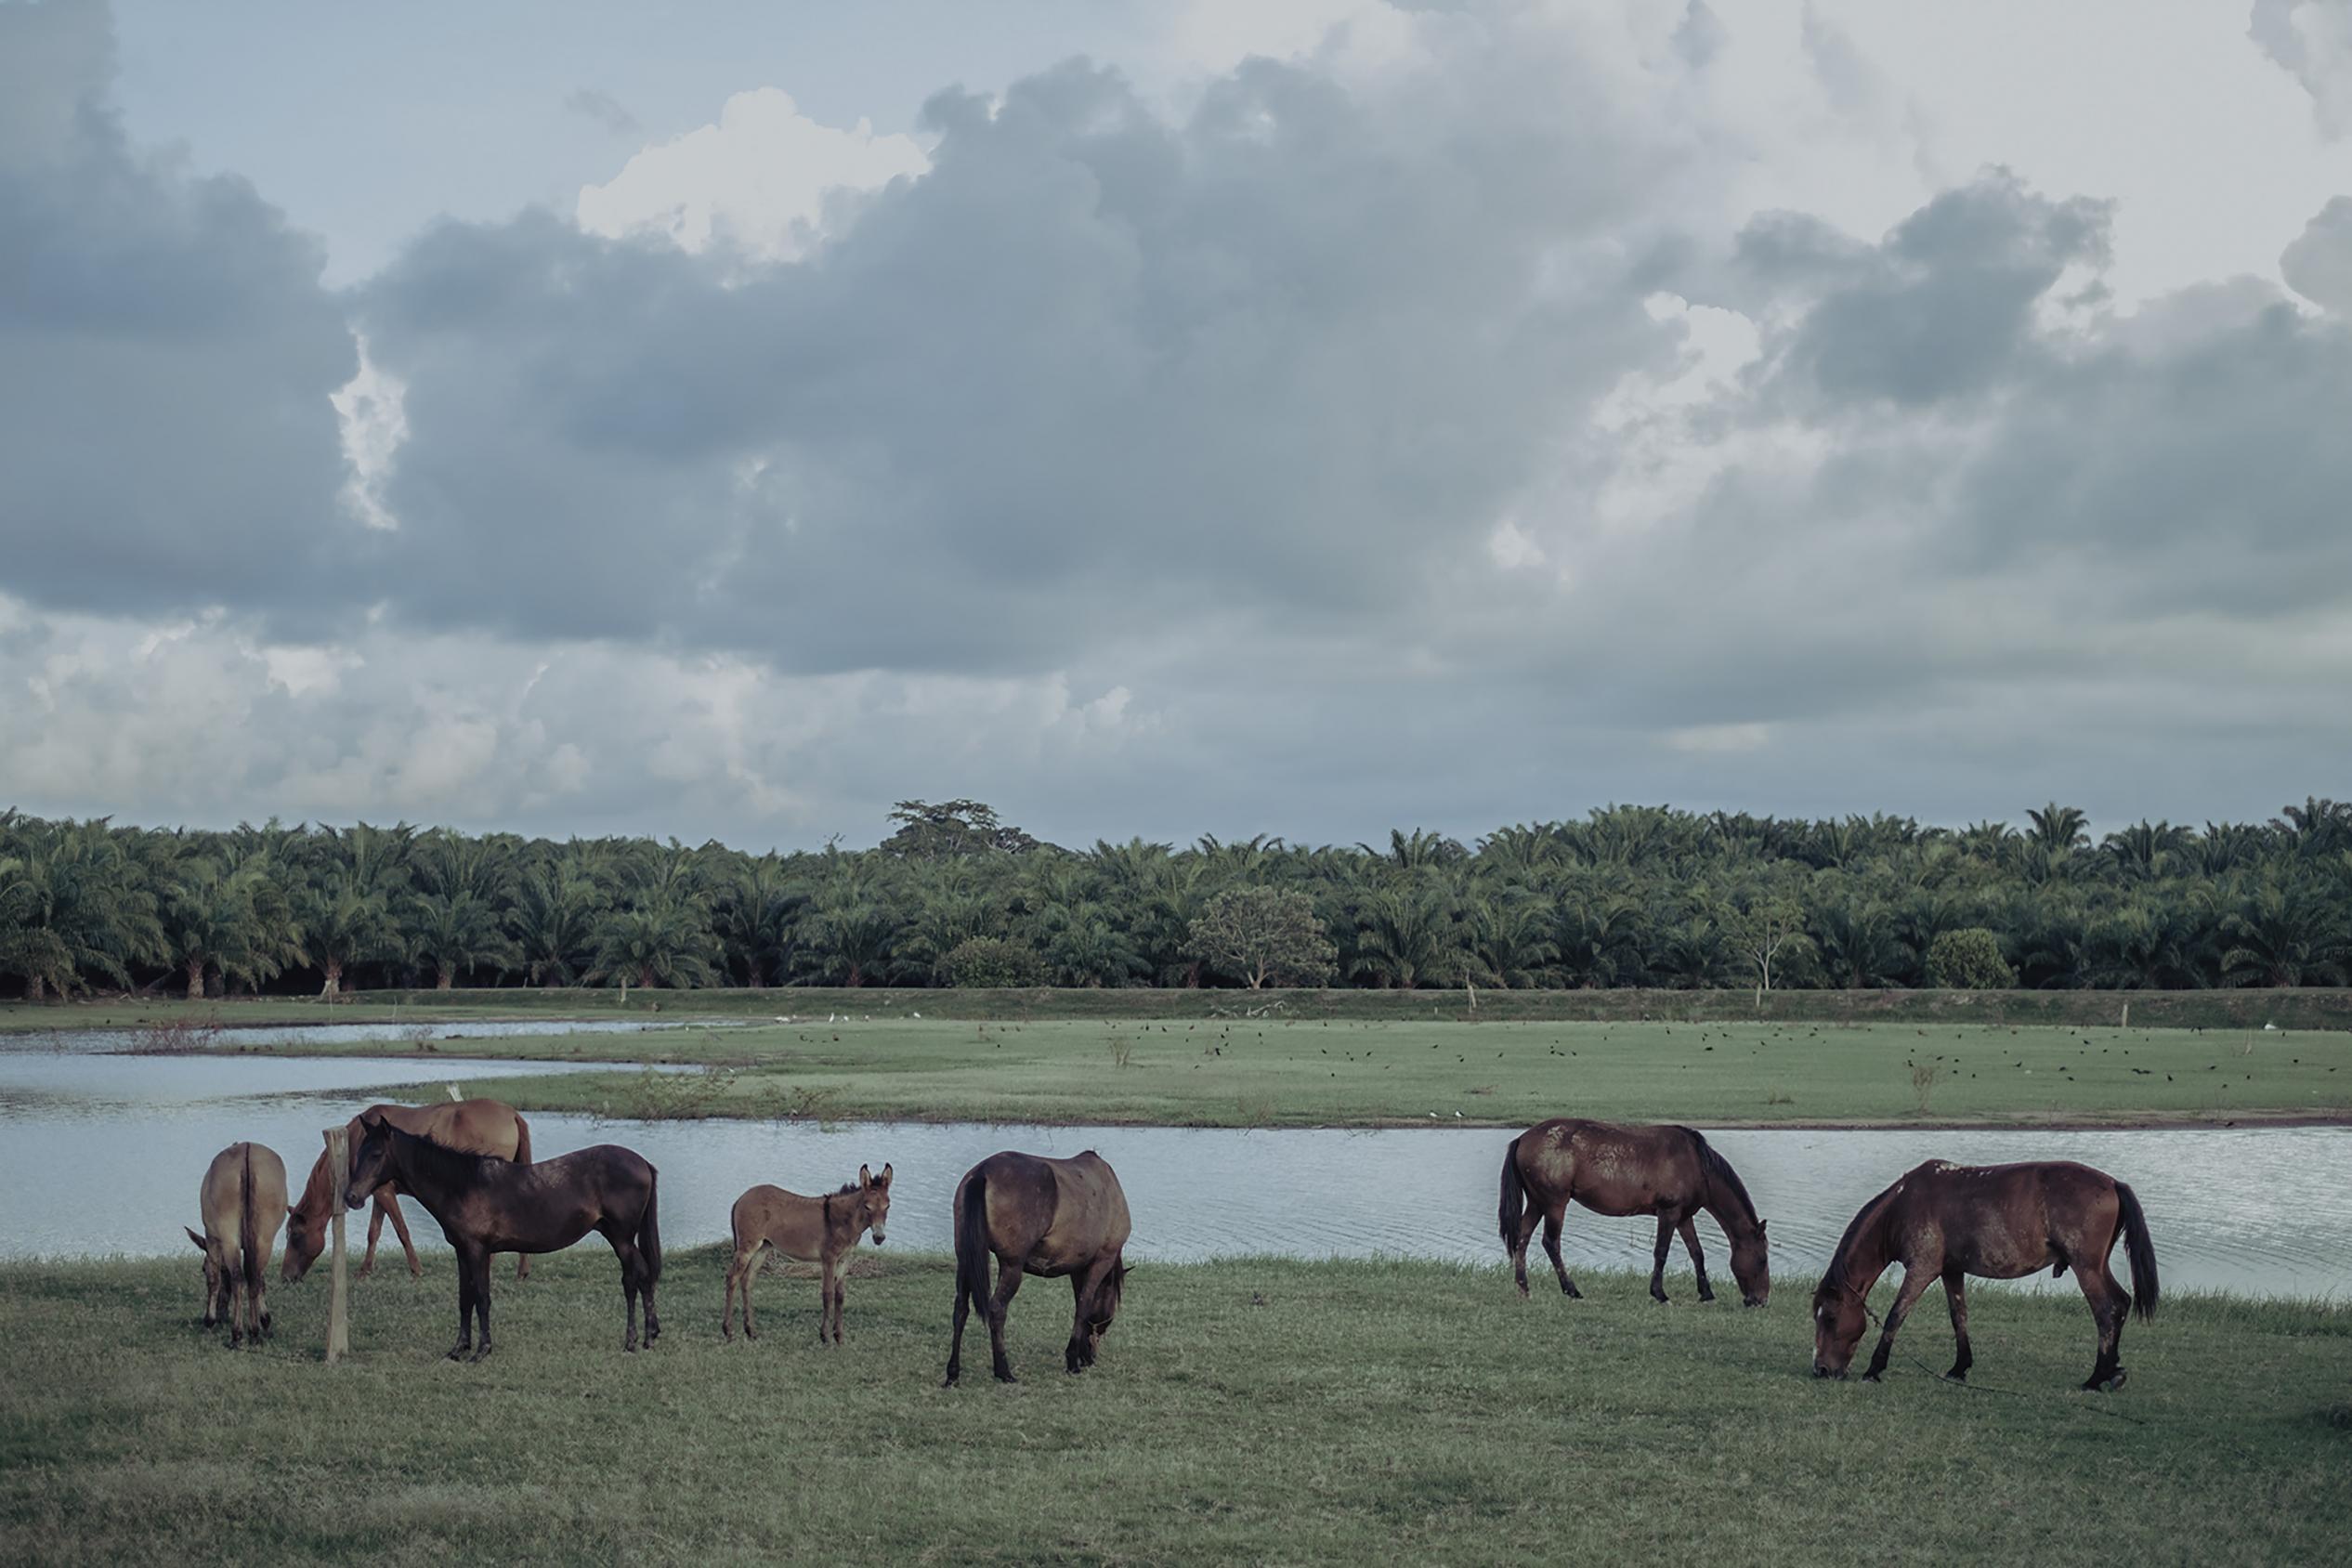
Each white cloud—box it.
[575,87,930,263]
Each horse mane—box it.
[1821,1179,1902,1296]
[294,1146,336,1219]
[1680,1128,1758,1229]
[381,1119,505,1186]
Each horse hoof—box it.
[994,1369,1018,1385]
[447,1346,469,1361]
[470,1346,492,1364]
[1945,1368,1967,1382]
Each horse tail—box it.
[637,1167,662,1286]
[511,1111,534,1167]
[955,1170,992,1321]
[2115,1180,2158,1321]
[238,1143,264,1313]
[1497,1134,1527,1250]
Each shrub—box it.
[1927,927,2016,989]
[942,936,1049,988]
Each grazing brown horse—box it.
[945,1149,1130,1386]
[282,1098,534,1282]
[1811,1159,2159,1391]
[721,1163,894,1344]
[186,1142,288,1348]
[1499,1119,1771,1306]
[344,1109,661,1361]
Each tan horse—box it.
[945,1149,1131,1385]
[185,1142,288,1348]
[282,1098,533,1282]
[1812,1159,2158,1390]
[721,1164,894,1344]
[1500,1119,1771,1306]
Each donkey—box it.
[722,1163,894,1344]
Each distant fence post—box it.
[323,1126,350,1364]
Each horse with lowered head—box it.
[344,1109,661,1361]
[1811,1158,2158,1391]
[946,1149,1130,1386]
[282,1098,533,1283]
[1499,1119,1770,1306]
[187,1141,288,1348]
[722,1163,894,1344]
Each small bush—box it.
[941,937,1049,988]
[1927,927,2015,990]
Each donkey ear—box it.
[878,1163,893,1185]
[186,1227,207,1251]
[858,1163,873,1187]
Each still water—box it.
[1,1016,747,1056]
[1,1050,2345,1299]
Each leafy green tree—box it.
[507,860,608,986]
[295,874,396,998]
[1348,881,1460,989]
[1925,927,2015,989]
[2220,879,2350,987]
[1183,886,1338,989]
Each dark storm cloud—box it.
[0,0,364,629]
[358,52,1682,673]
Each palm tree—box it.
[1457,893,1559,987]
[1349,880,1460,989]
[407,889,520,989]
[164,861,272,999]
[2026,804,2090,856]
[296,873,397,999]
[710,856,809,987]
[0,819,164,1000]
[2219,878,2350,987]
[1037,900,1148,987]
[1808,895,1907,989]
[590,898,721,990]
[506,860,608,987]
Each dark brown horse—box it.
[282,1098,533,1283]
[344,1110,661,1361]
[945,1149,1130,1385]
[1811,1159,2159,1390]
[1499,1119,1770,1306]
[721,1163,894,1344]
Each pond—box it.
[1,1016,749,1056]
[1,1051,2345,1299]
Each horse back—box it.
[199,1143,288,1252]
[377,1099,526,1162]
[1515,1118,1701,1215]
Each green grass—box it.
[337,1017,2352,1129]
[7,983,2349,1034]
[2,1251,2345,1565]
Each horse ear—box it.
[879,1163,893,1185]
[358,1108,385,1130]
[186,1227,206,1251]
[1757,1220,1769,1235]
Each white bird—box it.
[912,1011,921,1019]
[2264,1022,2278,1031]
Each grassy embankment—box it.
[1,1250,2344,1565]
[7,992,2348,1129]
[176,1016,2352,1130]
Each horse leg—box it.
[1541,1206,1581,1299]
[2072,1254,2127,1392]
[1862,1265,1937,1382]
[722,1244,750,1340]
[359,1198,386,1280]
[1677,1215,1714,1303]
[740,1244,762,1339]
[1511,1203,1544,1298]
[1941,1266,1972,1381]
[987,1260,1026,1383]
[609,1235,642,1352]
[1649,1216,1675,1303]
[382,1194,423,1279]
[471,1253,495,1362]
[947,1270,973,1387]
[1065,1271,1098,1375]
[448,1248,478,1361]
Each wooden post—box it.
[323,1126,350,1364]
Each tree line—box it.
[2,797,2347,1000]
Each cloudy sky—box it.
[4,0,2349,851]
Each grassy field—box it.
[6,983,2350,1033]
[1,1251,2344,1565]
[228,1016,2352,1130]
